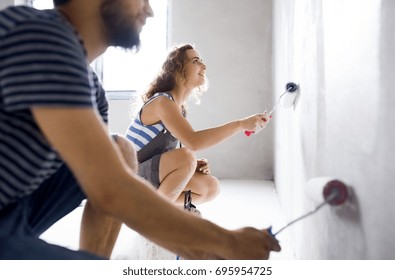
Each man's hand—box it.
[174,226,281,260]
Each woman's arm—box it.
[146,96,269,151]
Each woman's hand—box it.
[196,158,210,175]
[241,112,270,132]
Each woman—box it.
[126,44,269,212]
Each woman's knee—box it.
[190,174,220,202]
[205,175,220,200]
[174,148,197,172]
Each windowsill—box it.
[106,90,138,100]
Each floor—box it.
[40,180,295,260]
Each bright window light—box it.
[102,0,168,92]
[31,0,52,9]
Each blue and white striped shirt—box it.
[126,92,173,151]
[0,6,108,210]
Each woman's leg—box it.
[158,148,220,205]
[157,148,197,202]
[175,172,220,205]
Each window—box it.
[102,1,167,94]
[32,0,168,98]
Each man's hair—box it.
[53,0,70,6]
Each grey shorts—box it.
[138,154,161,188]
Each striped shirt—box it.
[0,6,108,210]
[126,92,174,151]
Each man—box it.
[0,0,280,259]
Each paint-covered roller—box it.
[269,178,349,237]
[280,82,299,109]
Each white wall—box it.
[273,0,395,259]
[169,0,274,179]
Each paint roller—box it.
[245,82,299,136]
[268,177,349,237]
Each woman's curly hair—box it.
[142,44,195,102]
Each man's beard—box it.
[101,0,141,50]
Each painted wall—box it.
[273,0,395,259]
[168,0,274,180]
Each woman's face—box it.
[183,49,207,88]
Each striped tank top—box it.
[126,92,182,163]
